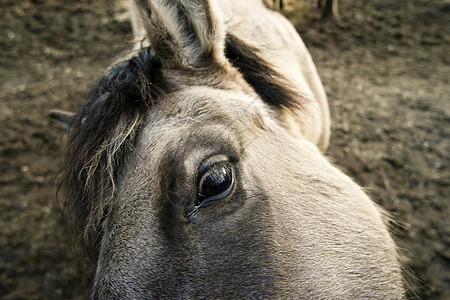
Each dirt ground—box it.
[0,0,448,299]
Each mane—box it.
[224,34,308,111]
[62,47,166,262]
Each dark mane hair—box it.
[224,34,308,111]
[62,47,166,263]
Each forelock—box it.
[61,47,166,261]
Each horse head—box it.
[53,0,404,298]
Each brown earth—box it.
[0,0,448,299]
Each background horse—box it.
[52,0,404,298]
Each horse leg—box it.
[128,0,147,47]
[320,0,339,20]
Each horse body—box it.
[56,0,404,298]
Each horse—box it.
[51,0,404,298]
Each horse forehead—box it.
[169,86,266,117]
[132,86,276,169]
[143,86,274,135]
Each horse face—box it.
[91,87,403,299]
[57,0,404,298]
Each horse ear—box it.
[49,109,75,130]
[133,0,226,68]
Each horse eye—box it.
[185,162,235,222]
[197,163,234,205]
